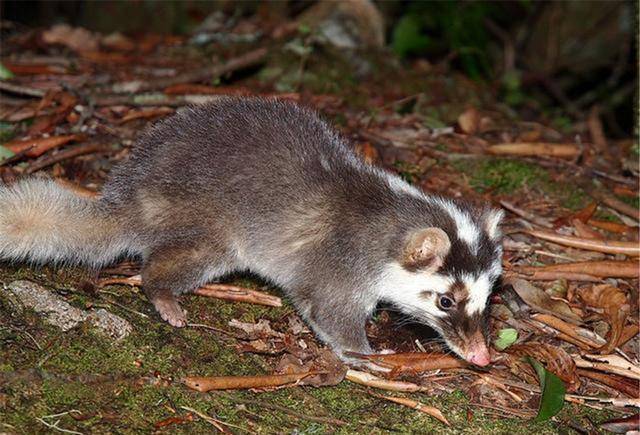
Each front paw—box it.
[153,298,187,327]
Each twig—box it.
[345,369,425,392]
[597,195,640,222]
[0,80,46,97]
[517,261,638,279]
[369,392,450,426]
[487,143,581,159]
[500,200,553,228]
[111,48,268,93]
[565,394,640,408]
[25,143,113,174]
[526,229,640,256]
[233,398,347,426]
[99,275,282,307]
[531,314,601,348]
[194,283,282,307]
[179,406,238,433]
[183,371,320,392]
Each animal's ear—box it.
[483,209,504,240]
[402,227,451,272]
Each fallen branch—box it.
[526,229,640,256]
[98,275,282,307]
[183,371,318,392]
[370,392,450,426]
[517,261,639,279]
[487,143,581,159]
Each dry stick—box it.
[598,195,640,222]
[518,271,601,282]
[183,371,319,392]
[525,319,592,350]
[25,143,112,174]
[588,219,636,234]
[345,369,425,392]
[517,261,639,279]
[111,47,268,93]
[194,284,282,308]
[344,351,467,373]
[565,394,640,408]
[499,200,553,228]
[526,229,640,256]
[487,143,581,159]
[369,392,450,426]
[531,314,602,348]
[99,275,282,307]
[0,80,47,97]
[233,398,347,426]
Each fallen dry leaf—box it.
[509,278,582,324]
[228,319,284,340]
[458,107,480,134]
[42,24,99,53]
[577,285,631,354]
[506,342,581,392]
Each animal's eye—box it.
[438,296,454,310]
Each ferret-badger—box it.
[0,97,503,366]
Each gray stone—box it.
[4,280,132,341]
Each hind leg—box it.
[142,242,233,327]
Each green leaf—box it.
[527,357,565,421]
[392,15,430,58]
[0,63,14,80]
[494,328,518,350]
[0,145,15,160]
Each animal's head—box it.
[382,206,504,366]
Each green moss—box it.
[455,158,548,194]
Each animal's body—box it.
[0,97,503,366]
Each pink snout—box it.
[466,344,491,367]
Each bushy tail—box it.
[0,178,135,267]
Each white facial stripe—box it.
[484,209,504,240]
[377,262,454,316]
[384,172,426,198]
[462,272,493,315]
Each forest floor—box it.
[0,19,638,434]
